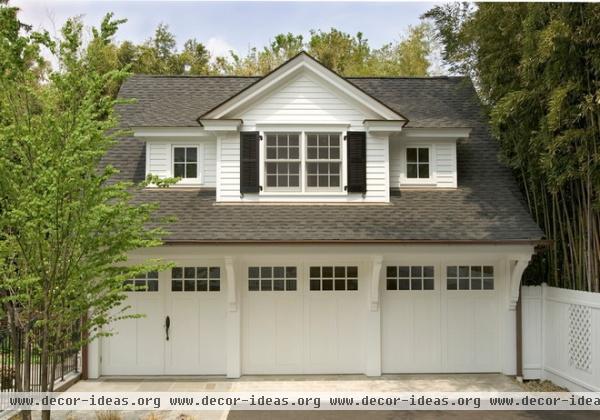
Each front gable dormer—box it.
[199,53,407,203]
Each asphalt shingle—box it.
[106,74,543,242]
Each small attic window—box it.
[172,145,203,184]
[406,147,430,179]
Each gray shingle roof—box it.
[108,74,543,243]
[117,75,477,128]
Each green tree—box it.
[425,3,600,291]
[308,28,366,74]
[0,6,173,418]
[368,24,432,76]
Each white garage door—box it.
[382,263,500,373]
[101,266,227,375]
[242,264,366,374]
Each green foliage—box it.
[425,3,600,291]
[83,21,433,88]
[0,3,172,396]
[216,25,433,77]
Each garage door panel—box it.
[335,296,365,370]
[275,297,303,367]
[197,297,228,372]
[243,294,304,373]
[474,296,499,371]
[382,294,441,372]
[166,294,227,374]
[243,297,277,370]
[413,295,442,369]
[305,296,338,370]
[446,296,476,371]
[102,294,165,375]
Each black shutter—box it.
[240,131,260,194]
[346,131,367,193]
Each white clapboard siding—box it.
[240,74,377,129]
[389,141,457,189]
[146,138,217,187]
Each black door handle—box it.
[165,316,170,341]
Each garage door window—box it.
[309,266,358,291]
[446,265,494,290]
[171,266,220,292]
[248,266,297,291]
[124,271,159,292]
[386,266,434,290]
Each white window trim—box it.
[259,129,348,195]
[171,144,204,185]
[399,143,436,186]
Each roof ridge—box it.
[347,75,461,80]
[129,74,461,80]
[130,74,261,79]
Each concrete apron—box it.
[30,374,526,420]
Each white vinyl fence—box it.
[522,284,600,391]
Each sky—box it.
[12,1,438,58]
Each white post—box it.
[87,336,101,379]
[503,256,531,375]
[366,256,383,376]
[225,256,241,378]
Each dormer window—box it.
[173,146,198,179]
[265,133,301,190]
[406,147,430,179]
[306,133,342,190]
[263,131,344,192]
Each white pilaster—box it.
[225,256,241,378]
[366,255,383,376]
[503,255,532,375]
[87,336,101,379]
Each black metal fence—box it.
[0,327,80,392]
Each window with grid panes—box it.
[248,266,297,291]
[265,133,301,189]
[386,266,434,290]
[446,265,494,290]
[306,133,342,189]
[123,271,159,292]
[171,266,220,292]
[309,266,358,291]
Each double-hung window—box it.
[306,133,342,190]
[264,131,343,192]
[265,133,301,189]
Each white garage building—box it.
[88,53,543,378]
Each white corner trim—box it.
[401,127,472,140]
[199,119,242,132]
[203,54,405,121]
[508,256,531,310]
[225,256,237,312]
[370,255,383,311]
[363,120,404,134]
[132,127,209,137]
